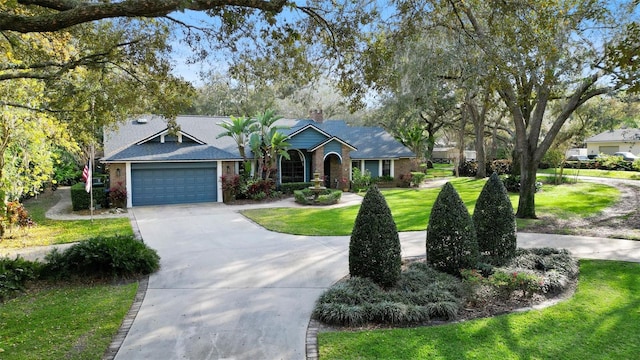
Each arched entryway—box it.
[323,153,343,188]
[280,150,305,183]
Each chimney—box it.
[309,109,323,123]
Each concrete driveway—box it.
[114,202,425,360]
[114,199,640,360]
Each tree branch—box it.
[0,38,144,81]
[3,0,290,33]
[20,0,79,11]
[0,100,84,113]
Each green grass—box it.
[425,163,454,178]
[539,167,640,180]
[1,191,133,249]
[242,178,618,235]
[0,282,138,359]
[318,260,640,359]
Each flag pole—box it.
[90,97,95,222]
[90,143,94,222]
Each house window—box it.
[281,150,305,183]
[352,161,360,171]
[382,160,391,177]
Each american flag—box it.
[82,161,91,193]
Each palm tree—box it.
[264,130,291,180]
[395,123,427,166]
[250,109,289,179]
[217,115,256,174]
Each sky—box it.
[166,6,308,87]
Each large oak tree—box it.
[359,0,638,218]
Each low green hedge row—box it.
[279,182,314,194]
[70,182,108,210]
[1,235,160,301]
[294,188,343,205]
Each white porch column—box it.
[390,159,395,177]
[217,160,223,203]
[125,162,132,208]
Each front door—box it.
[323,158,331,188]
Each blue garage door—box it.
[131,163,217,206]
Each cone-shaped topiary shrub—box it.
[349,185,401,288]
[473,172,517,266]
[426,182,479,276]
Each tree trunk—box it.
[511,148,521,176]
[489,124,498,162]
[469,100,486,179]
[516,152,538,218]
[425,133,435,162]
[457,109,467,174]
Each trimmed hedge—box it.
[473,173,517,266]
[0,256,41,302]
[426,182,479,276]
[457,159,513,177]
[349,186,401,288]
[70,182,107,210]
[294,188,342,205]
[43,235,160,278]
[279,182,314,194]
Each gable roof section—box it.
[318,121,414,159]
[136,128,206,145]
[309,136,357,152]
[103,115,243,162]
[585,129,640,143]
[104,142,239,162]
[284,122,332,139]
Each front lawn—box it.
[0,282,138,360]
[539,167,640,180]
[1,190,133,248]
[242,178,618,235]
[318,260,640,359]
[425,163,454,178]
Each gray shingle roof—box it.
[321,121,414,159]
[585,129,640,142]
[102,115,414,162]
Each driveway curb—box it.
[103,205,148,360]
[306,320,320,360]
[103,276,149,360]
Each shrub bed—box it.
[279,182,314,194]
[1,235,159,301]
[0,257,41,302]
[313,248,578,327]
[457,159,513,177]
[463,247,579,300]
[294,188,342,205]
[43,235,160,279]
[314,262,463,326]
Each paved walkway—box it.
[4,180,640,360]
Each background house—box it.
[102,112,415,207]
[585,129,640,158]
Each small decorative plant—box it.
[339,177,349,190]
[220,174,241,203]
[109,182,127,207]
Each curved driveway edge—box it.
[114,200,640,360]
